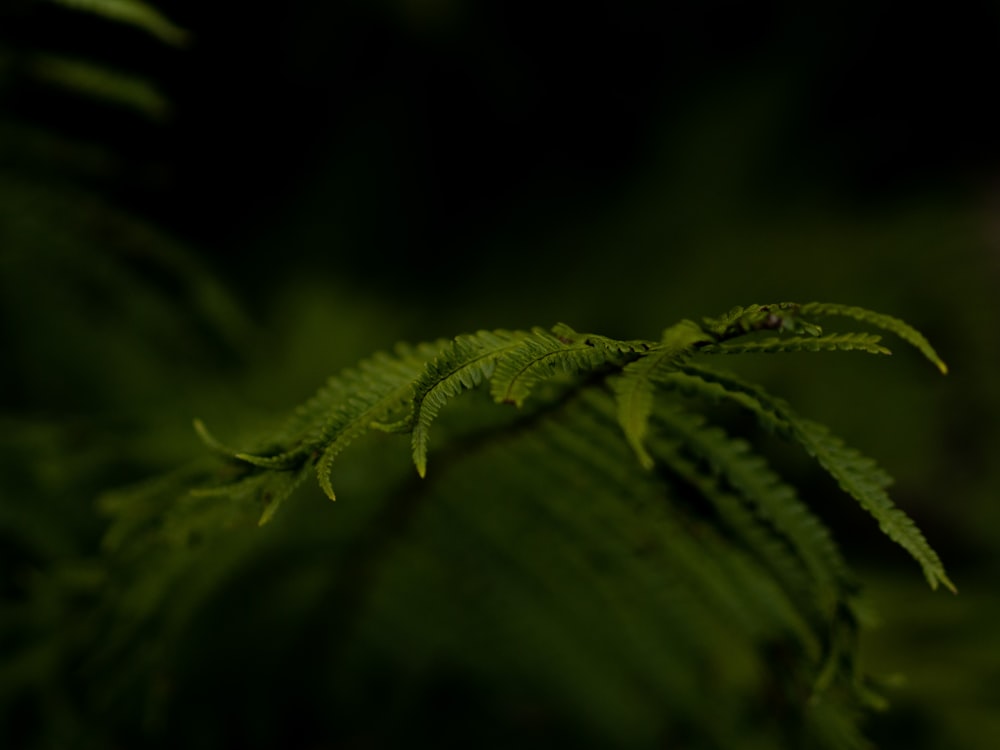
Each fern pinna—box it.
[103,301,950,749]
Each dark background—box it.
[7,1,1000,303]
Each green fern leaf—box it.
[701,332,891,357]
[407,329,531,477]
[219,342,440,483]
[793,419,955,593]
[92,301,950,747]
[611,320,711,469]
[540,389,822,649]
[192,418,243,459]
[648,437,824,655]
[652,405,850,616]
[799,302,948,374]
[664,364,954,592]
[195,343,442,504]
[286,341,446,448]
[309,347,442,499]
[255,467,310,526]
[702,303,823,339]
[489,324,650,407]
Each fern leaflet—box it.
[193,418,244,460]
[611,319,711,469]
[792,418,955,592]
[701,303,823,339]
[651,405,850,617]
[192,343,442,506]
[489,324,651,407]
[253,341,446,466]
[701,332,891,357]
[663,364,955,592]
[401,329,531,477]
[307,346,443,499]
[799,302,948,374]
[189,465,309,527]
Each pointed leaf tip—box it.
[636,450,655,471]
[318,476,337,502]
[316,450,338,501]
[193,418,238,457]
[939,573,957,594]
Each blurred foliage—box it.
[2,0,999,748]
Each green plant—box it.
[88,300,950,749]
[1,4,963,748]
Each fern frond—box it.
[539,390,820,650]
[406,329,531,477]
[256,467,310,526]
[663,364,954,592]
[652,405,850,616]
[650,434,817,617]
[701,332,891,357]
[793,419,955,593]
[799,302,948,374]
[192,418,242,460]
[87,300,950,748]
[47,0,191,46]
[611,319,712,469]
[226,342,439,470]
[250,377,355,463]
[489,324,651,407]
[252,341,445,461]
[702,303,823,340]
[414,388,838,743]
[195,343,442,505]
[194,416,309,471]
[170,464,309,534]
[308,347,443,499]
